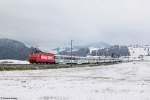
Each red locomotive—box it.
[28,49,55,64]
[28,49,122,64]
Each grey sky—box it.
[0,0,150,50]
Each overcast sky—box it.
[0,0,150,50]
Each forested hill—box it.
[0,38,34,60]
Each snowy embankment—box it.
[0,59,30,64]
[143,56,150,61]
[0,62,150,100]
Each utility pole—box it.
[148,47,150,56]
[71,40,73,66]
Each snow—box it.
[89,47,100,54]
[128,45,150,61]
[0,59,30,64]
[143,56,150,61]
[128,46,150,57]
[0,62,150,100]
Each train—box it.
[28,52,55,64]
[28,51,122,64]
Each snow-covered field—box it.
[0,60,30,64]
[0,62,150,100]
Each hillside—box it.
[91,45,130,57]
[57,44,129,57]
[0,38,34,60]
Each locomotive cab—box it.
[28,48,55,64]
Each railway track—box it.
[0,60,123,71]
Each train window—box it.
[75,57,79,60]
[64,57,66,59]
[55,56,60,59]
[72,57,75,60]
[55,56,65,59]
[60,56,63,59]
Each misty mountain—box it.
[0,38,129,60]
[57,42,111,56]
[0,38,34,60]
[58,47,90,57]
[58,44,129,57]
[75,42,111,49]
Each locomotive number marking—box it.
[41,56,53,60]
